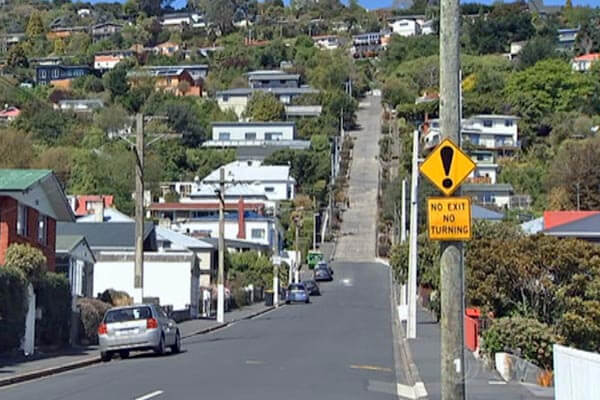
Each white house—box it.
[94,50,134,70]
[425,115,519,151]
[421,20,435,35]
[462,183,514,209]
[216,87,319,118]
[203,122,309,150]
[469,150,498,185]
[161,12,206,29]
[77,8,92,18]
[56,99,104,112]
[572,53,600,72]
[202,160,296,201]
[390,19,420,36]
[312,35,340,50]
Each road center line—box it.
[135,390,164,400]
[350,364,392,372]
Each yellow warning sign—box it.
[419,138,476,196]
[427,197,472,241]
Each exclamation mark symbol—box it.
[441,146,454,189]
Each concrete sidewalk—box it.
[404,306,554,400]
[0,302,275,388]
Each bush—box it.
[5,243,47,282]
[231,288,249,309]
[99,289,133,307]
[481,317,563,370]
[0,267,28,352]
[35,272,71,347]
[77,298,111,344]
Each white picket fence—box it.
[554,344,600,400]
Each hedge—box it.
[77,298,111,344]
[34,272,71,347]
[0,267,28,352]
[481,316,563,370]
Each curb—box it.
[0,305,281,388]
[0,355,100,388]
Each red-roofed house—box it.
[68,195,115,217]
[572,53,600,72]
[543,211,600,230]
[0,106,21,123]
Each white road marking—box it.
[341,278,353,287]
[488,380,507,385]
[135,390,164,400]
[396,382,428,399]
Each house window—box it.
[40,70,47,79]
[504,119,513,127]
[265,187,275,193]
[245,132,256,140]
[38,214,47,245]
[17,203,28,236]
[251,228,265,239]
[265,132,283,141]
[52,69,60,79]
[483,120,493,128]
[222,95,229,102]
[219,132,230,141]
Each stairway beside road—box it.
[335,95,382,262]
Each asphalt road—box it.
[1,262,399,400]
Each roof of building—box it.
[247,73,300,81]
[77,208,133,223]
[143,64,208,71]
[55,234,85,252]
[0,169,52,190]
[155,226,214,250]
[200,237,271,252]
[216,87,319,97]
[462,183,514,193]
[150,201,265,211]
[190,183,268,198]
[57,222,154,249]
[127,68,189,78]
[212,121,295,128]
[469,114,520,120]
[58,99,104,106]
[472,205,504,221]
[0,106,21,118]
[521,217,544,235]
[284,105,322,117]
[202,161,294,183]
[236,146,282,161]
[573,53,600,61]
[543,211,600,230]
[544,213,600,237]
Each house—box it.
[0,169,76,271]
[352,32,382,56]
[543,212,600,243]
[142,64,208,82]
[284,105,322,119]
[56,99,104,112]
[425,115,519,154]
[202,122,310,150]
[557,27,579,50]
[462,183,514,209]
[94,50,134,70]
[312,35,340,50]
[29,56,63,66]
[46,26,88,40]
[389,19,420,36]
[246,70,300,89]
[0,106,20,123]
[55,235,96,298]
[77,207,132,223]
[91,22,123,42]
[202,160,296,201]
[421,20,435,35]
[161,12,206,29]
[467,150,498,184]
[68,195,115,217]
[151,41,180,57]
[0,32,25,53]
[509,41,526,60]
[127,68,202,97]
[472,205,504,221]
[216,87,319,118]
[572,53,600,72]
[35,65,93,86]
[77,8,92,18]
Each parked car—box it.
[98,304,181,361]
[317,261,334,276]
[314,262,333,281]
[302,280,321,296]
[286,283,310,304]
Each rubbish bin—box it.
[265,290,274,306]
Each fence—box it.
[554,344,600,400]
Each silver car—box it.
[98,304,181,361]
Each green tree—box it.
[245,91,285,121]
[0,128,35,168]
[4,244,47,282]
[25,11,45,37]
[6,44,29,69]
[382,77,417,108]
[517,36,557,70]
[103,66,130,99]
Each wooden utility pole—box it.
[440,0,466,397]
[217,167,225,323]
[134,113,144,303]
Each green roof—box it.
[55,235,85,253]
[0,169,52,191]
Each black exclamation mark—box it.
[441,146,454,189]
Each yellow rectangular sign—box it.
[427,197,472,241]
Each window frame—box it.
[251,228,265,239]
[38,214,47,245]
[17,203,28,237]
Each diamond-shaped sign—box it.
[419,138,476,196]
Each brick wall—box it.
[0,196,57,271]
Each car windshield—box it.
[104,306,152,323]
[317,263,328,269]
[289,284,305,290]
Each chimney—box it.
[92,199,105,222]
[237,197,246,239]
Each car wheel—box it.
[154,334,166,355]
[305,298,310,303]
[100,351,112,362]
[171,331,181,354]
[119,350,130,359]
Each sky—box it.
[85,0,600,10]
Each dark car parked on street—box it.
[302,280,321,296]
[314,262,333,281]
